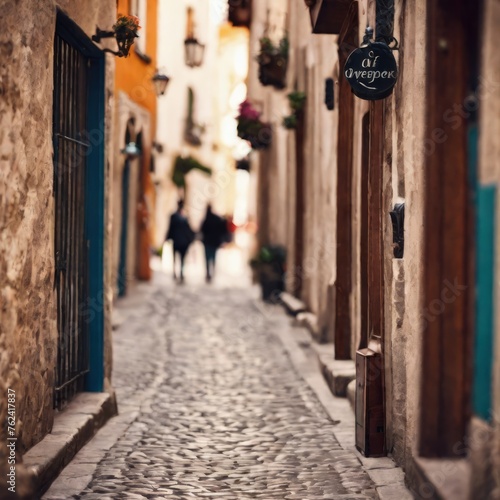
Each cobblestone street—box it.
[44,250,377,500]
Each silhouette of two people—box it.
[166,201,228,283]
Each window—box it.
[131,0,147,56]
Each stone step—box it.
[23,392,117,497]
[311,343,356,397]
[280,292,307,316]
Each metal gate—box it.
[52,30,91,409]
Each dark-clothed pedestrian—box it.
[200,204,228,283]
[166,200,195,283]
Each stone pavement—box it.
[44,250,379,500]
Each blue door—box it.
[118,160,131,297]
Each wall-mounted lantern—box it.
[92,15,141,57]
[121,142,141,159]
[152,71,171,96]
[184,7,205,68]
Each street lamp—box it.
[152,71,171,96]
[184,7,205,68]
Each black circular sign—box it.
[344,42,398,100]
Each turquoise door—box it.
[118,160,131,297]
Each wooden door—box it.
[334,3,358,359]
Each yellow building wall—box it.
[115,0,158,132]
[114,0,158,281]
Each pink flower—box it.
[238,100,261,121]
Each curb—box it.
[23,392,117,498]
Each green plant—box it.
[113,14,141,34]
[257,35,289,89]
[288,91,306,112]
[282,92,306,130]
[282,115,298,130]
[257,35,289,61]
[237,100,272,150]
[171,155,212,188]
[250,244,287,268]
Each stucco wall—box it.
[250,0,428,473]
[0,1,115,493]
[111,92,152,297]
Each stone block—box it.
[280,292,307,316]
[23,392,117,497]
[377,484,415,500]
[347,379,356,411]
[311,343,356,397]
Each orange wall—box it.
[115,0,158,134]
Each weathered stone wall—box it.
[0,0,115,493]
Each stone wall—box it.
[0,0,115,493]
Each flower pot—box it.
[258,55,288,89]
[228,0,252,27]
[114,26,138,57]
[238,122,272,150]
[258,263,285,303]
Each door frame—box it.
[334,2,359,359]
[419,0,481,456]
[55,12,106,393]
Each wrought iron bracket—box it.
[92,27,136,57]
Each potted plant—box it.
[113,14,141,57]
[282,91,306,130]
[256,35,289,90]
[172,155,212,198]
[228,0,252,28]
[237,100,272,150]
[250,245,287,302]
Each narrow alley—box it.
[3,0,500,498]
[44,252,377,499]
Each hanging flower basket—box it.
[228,0,252,28]
[237,100,272,150]
[113,15,140,57]
[257,36,289,90]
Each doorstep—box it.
[280,292,307,316]
[23,392,117,497]
[311,341,356,397]
[295,311,322,342]
[411,456,470,500]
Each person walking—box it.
[166,200,195,283]
[200,204,228,283]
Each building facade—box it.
[0,0,117,496]
[154,0,251,250]
[112,0,159,297]
[247,0,500,498]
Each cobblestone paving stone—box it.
[75,277,377,500]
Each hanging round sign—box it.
[344,42,398,100]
